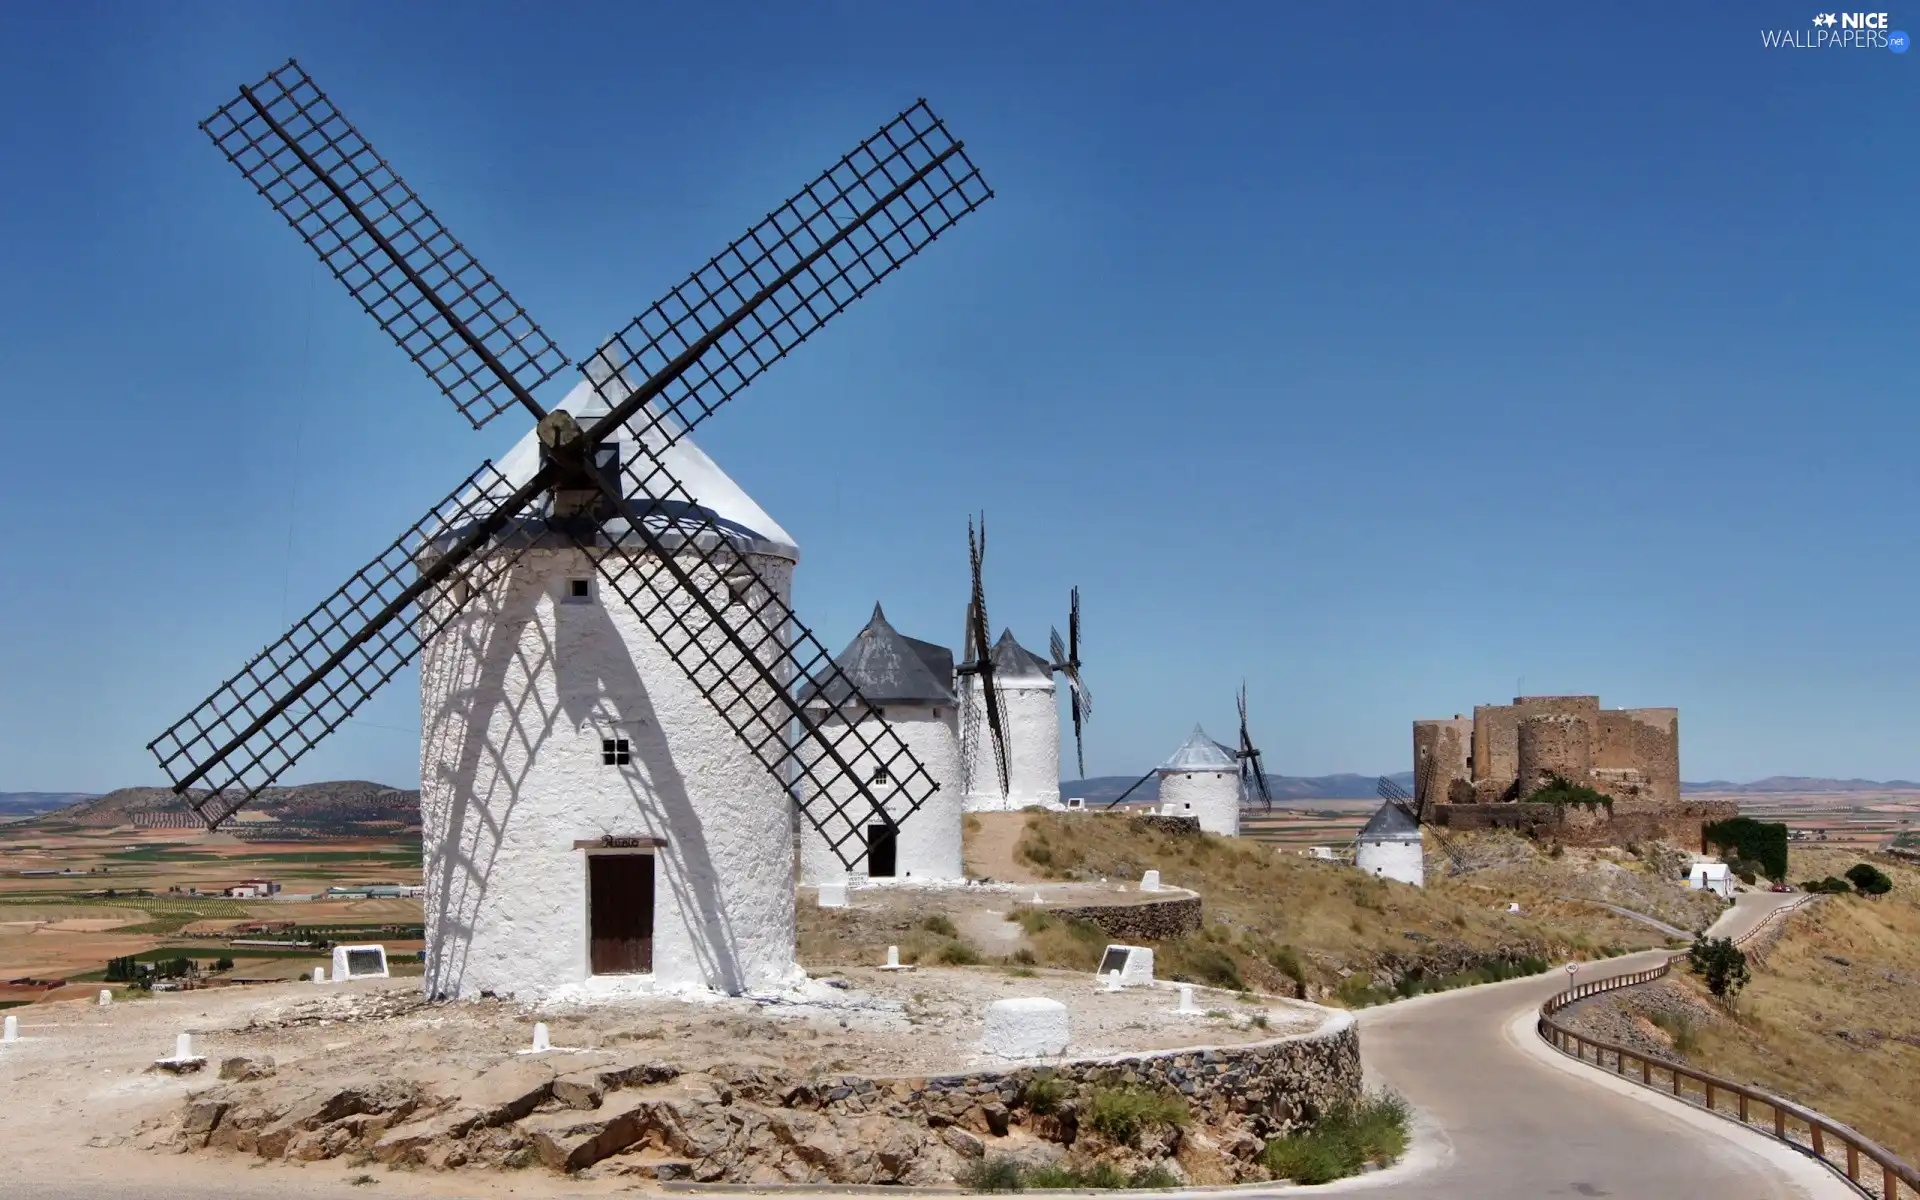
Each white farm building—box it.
[1157,725,1242,836]
[797,605,963,885]
[418,377,804,1001]
[1355,801,1425,887]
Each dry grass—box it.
[1430,831,1728,933]
[1667,848,1920,1163]
[1002,812,1678,998]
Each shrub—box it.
[1845,863,1892,896]
[1268,944,1305,982]
[1167,944,1244,991]
[1020,1070,1068,1115]
[212,957,234,972]
[959,1155,1025,1192]
[921,915,959,937]
[1526,775,1614,811]
[1801,877,1852,895]
[1085,1086,1189,1146]
[1648,1011,1699,1055]
[938,940,982,966]
[1261,1091,1411,1184]
[1686,935,1750,1000]
[1011,948,1036,966]
[1703,817,1789,882]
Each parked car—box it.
[1770,883,1794,893]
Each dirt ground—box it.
[0,965,1322,1192]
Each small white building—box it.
[960,631,1060,811]
[418,376,802,1000]
[1355,801,1424,887]
[1688,861,1734,897]
[797,604,962,885]
[1156,725,1242,836]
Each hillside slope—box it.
[41,781,420,833]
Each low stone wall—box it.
[1032,893,1204,941]
[1128,813,1202,837]
[1435,800,1738,849]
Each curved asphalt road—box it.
[9,894,1836,1200]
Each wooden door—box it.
[588,854,654,974]
[866,823,898,878]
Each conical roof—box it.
[1358,801,1423,842]
[988,629,1053,681]
[487,374,798,561]
[802,604,956,709]
[1158,725,1238,773]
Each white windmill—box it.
[146,62,991,999]
[797,605,963,885]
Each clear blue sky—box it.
[0,2,1912,793]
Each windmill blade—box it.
[563,450,943,872]
[577,100,991,453]
[966,517,1011,798]
[1102,767,1158,809]
[1070,688,1086,781]
[147,463,540,828]
[1377,775,1412,805]
[201,61,569,428]
[1235,683,1272,810]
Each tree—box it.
[212,957,235,972]
[1845,863,1892,897]
[1687,935,1750,1001]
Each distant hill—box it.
[1683,777,1920,794]
[39,780,420,833]
[1061,771,1414,806]
[0,792,96,818]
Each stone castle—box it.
[1412,695,1734,848]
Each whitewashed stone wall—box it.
[960,676,1060,811]
[1356,837,1424,887]
[419,545,800,999]
[1160,768,1241,836]
[796,703,963,883]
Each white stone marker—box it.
[1096,944,1155,987]
[981,997,1069,1058]
[313,967,328,984]
[98,990,112,1007]
[1140,869,1161,893]
[1176,984,1200,1014]
[879,945,913,971]
[1103,968,1123,992]
[2,1014,17,1042]
[817,883,848,909]
[174,1032,194,1060]
[332,944,390,981]
[532,1022,551,1053]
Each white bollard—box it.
[1141,869,1161,893]
[2,1014,17,1042]
[175,1032,194,1060]
[99,989,112,1007]
[313,967,327,984]
[532,1022,550,1053]
[1032,892,1044,904]
[1177,984,1199,1014]
[887,946,900,968]
[1103,969,1123,993]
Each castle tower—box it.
[1516,713,1593,796]
[797,605,962,884]
[1157,725,1242,836]
[1355,801,1424,886]
[418,379,801,1000]
[960,631,1060,811]
[1412,716,1473,811]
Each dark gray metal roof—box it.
[989,629,1054,681]
[1358,801,1423,841]
[802,604,957,709]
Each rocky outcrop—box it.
[161,1009,1359,1184]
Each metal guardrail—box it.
[1536,900,1918,1199]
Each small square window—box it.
[568,579,592,600]
[870,766,890,784]
[602,738,630,766]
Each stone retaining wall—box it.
[1435,800,1737,849]
[1032,893,1204,941]
[1127,813,1202,837]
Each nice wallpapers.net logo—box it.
[1762,11,1910,49]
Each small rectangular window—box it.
[568,579,592,600]
[602,738,630,766]
[870,766,889,784]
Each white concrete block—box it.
[174,1032,194,1060]
[2,1015,16,1042]
[331,944,389,981]
[532,1022,551,1053]
[1176,984,1200,1014]
[879,945,913,971]
[1140,869,1161,893]
[817,883,848,909]
[1096,944,1155,987]
[312,967,327,984]
[98,990,111,1007]
[981,997,1069,1058]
